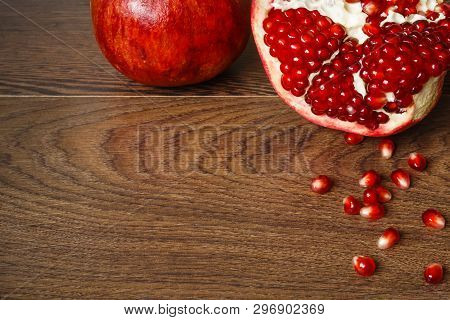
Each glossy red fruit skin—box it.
[377,227,400,249]
[408,152,427,171]
[390,169,411,190]
[343,196,362,215]
[311,175,333,194]
[424,263,444,284]
[422,209,446,230]
[91,0,250,86]
[344,133,365,145]
[353,256,376,277]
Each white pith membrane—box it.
[252,0,448,136]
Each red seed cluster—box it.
[361,0,421,35]
[305,40,373,123]
[362,0,420,17]
[361,20,450,115]
[263,6,450,132]
[263,8,346,97]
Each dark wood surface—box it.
[0,0,449,299]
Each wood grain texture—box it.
[0,0,449,300]
[0,96,449,299]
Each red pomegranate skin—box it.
[91,0,251,86]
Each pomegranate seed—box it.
[363,188,379,205]
[408,152,427,171]
[422,209,446,230]
[344,133,364,145]
[377,227,400,249]
[359,170,381,188]
[352,256,376,277]
[378,139,395,159]
[375,186,392,203]
[424,263,444,284]
[311,175,332,194]
[360,204,385,220]
[329,24,346,39]
[390,169,410,190]
[365,93,387,109]
[343,195,362,215]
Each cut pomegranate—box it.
[363,188,379,205]
[360,203,385,220]
[422,209,446,230]
[252,0,449,136]
[378,139,395,159]
[344,132,365,145]
[424,263,444,284]
[343,195,362,215]
[359,170,381,188]
[408,152,427,171]
[311,175,333,194]
[353,256,376,277]
[377,227,400,249]
[390,169,411,189]
[375,186,392,203]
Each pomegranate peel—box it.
[92,0,250,86]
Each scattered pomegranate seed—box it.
[408,152,427,171]
[424,263,444,284]
[311,175,333,194]
[375,186,392,202]
[360,203,385,220]
[363,188,379,205]
[422,209,446,230]
[359,170,381,188]
[353,256,376,277]
[343,195,362,215]
[344,132,364,145]
[390,169,410,190]
[377,227,400,249]
[378,139,395,159]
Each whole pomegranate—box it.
[91,0,251,86]
[252,0,449,136]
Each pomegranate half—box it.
[91,0,251,87]
[252,0,449,136]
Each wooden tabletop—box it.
[0,0,449,299]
